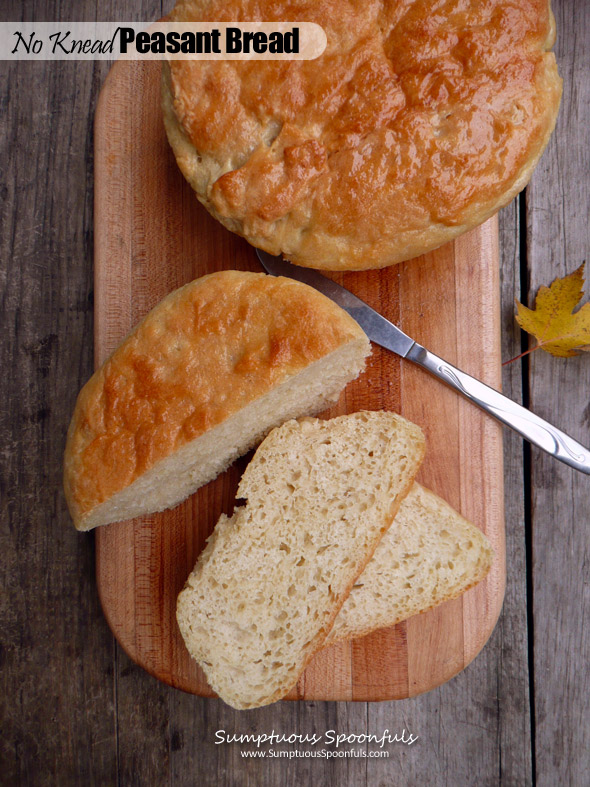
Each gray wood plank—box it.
[497,199,534,787]
[165,688,370,785]
[525,2,590,784]
[0,47,118,787]
[0,1,164,785]
[112,657,371,786]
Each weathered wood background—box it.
[0,1,588,784]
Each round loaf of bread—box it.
[163,0,562,270]
[64,271,370,530]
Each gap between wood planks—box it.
[519,188,536,786]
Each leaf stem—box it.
[502,344,540,366]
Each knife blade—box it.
[256,248,590,475]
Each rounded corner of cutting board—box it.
[464,570,506,668]
[95,523,217,697]
[93,59,506,702]
[411,589,507,700]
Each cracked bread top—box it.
[164,0,561,270]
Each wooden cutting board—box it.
[94,60,505,701]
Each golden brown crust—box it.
[63,271,365,524]
[164,0,562,270]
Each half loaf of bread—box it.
[325,483,494,646]
[64,271,370,530]
[176,411,425,709]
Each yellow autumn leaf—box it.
[516,263,590,358]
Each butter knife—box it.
[256,249,590,475]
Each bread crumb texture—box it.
[64,271,369,529]
[165,0,562,269]
[326,483,494,644]
[176,410,425,709]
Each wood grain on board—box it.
[94,59,505,701]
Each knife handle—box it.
[406,343,590,475]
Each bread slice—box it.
[64,271,370,530]
[176,411,425,709]
[324,484,494,646]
